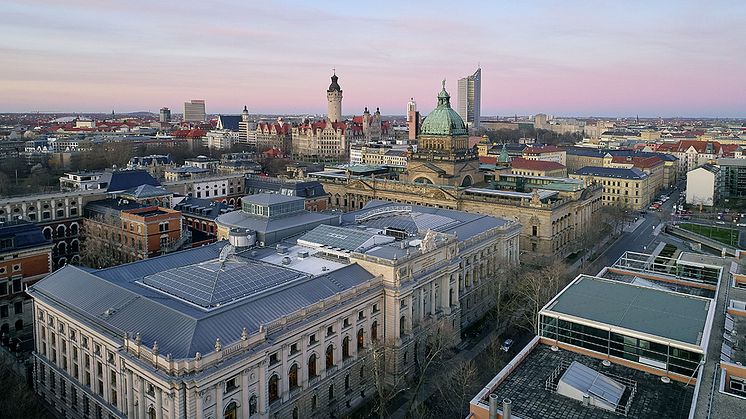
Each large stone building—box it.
[29,200,519,419]
[400,81,481,188]
[313,173,602,260]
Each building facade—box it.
[0,221,52,347]
[571,167,652,210]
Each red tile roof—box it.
[611,155,664,169]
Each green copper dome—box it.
[420,80,467,136]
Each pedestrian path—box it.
[624,218,645,232]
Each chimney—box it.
[502,398,512,419]
[488,394,498,419]
[582,394,590,407]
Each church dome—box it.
[420,81,467,136]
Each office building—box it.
[29,200,519,419]
[184,100,207,123]
[159,107,171,123]
[470,250,745,419]
[457,67,481,129]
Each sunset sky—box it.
[2,0,745,117]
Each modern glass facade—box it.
[539,314,703,377]
[242,200,305,219]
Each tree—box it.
[0,357,50,419]
[405,322,457,417]
[503,260,569,333]
[79,214,128,269]
[370,338,407,419]
[431,360,480,418]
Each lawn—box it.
[679,223,739,246]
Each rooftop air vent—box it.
[298,251,309,259]
[322,266,328,272]
[660,377,671,384]
[551,345,559,352]
[602,360,611,367]
[282,256,291,265]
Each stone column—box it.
[241,370,250,419]
[214,383,223,419]
[281,345,289,400]
[126,370,134,418]
[156,387,163,419]
[429,283,436,315]
[258,361,267,414]
[138,375,145,419]
[195,389,203,418]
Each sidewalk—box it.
[623,218,645,233]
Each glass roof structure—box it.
[142,257,307,309]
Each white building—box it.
[686,164,720,207]
[206,130,238,150]
[184,100,206,122]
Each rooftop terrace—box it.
[479,343,694,419]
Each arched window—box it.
[344,374,350,390]
[359,365,365,379]
[43,227,52,240]
[308,354,317,378]
[268,374,279,403]
[400,315,407,336]
[371,321,378,342]
[357,328,364,350]
[342,336,350,360]
[15,319,23,331]
[224,401,237,419]
[326,344,334,370]
[249,395,258,416]
[288,364,298,390]
[70,223,79,236]
[148,406,156,419]
[311,394,318,410]
[56,225,66,238]
[292,406,299,419]
[71,239,80,253]
[57,241,66,255]
[328,383,334,401]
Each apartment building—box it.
[571,166,652,210]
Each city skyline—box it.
[2,0,745,117]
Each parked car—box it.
[500,338,514,352]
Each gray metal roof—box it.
[29,243,377,358]
[242,193,305,206]
[544,276,710,346]
[298,224,378,251]
[574,166,648,180]
[215,209,337,235]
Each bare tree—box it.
[431,360,480,418]
[405,322,457,417]
[80,213,128,269]
[370,338,407,419]
[0,357,50,419]
[504,260,569,333]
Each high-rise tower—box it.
[407,98,420,140]
[457,67,481,129]
[327,71,343,123]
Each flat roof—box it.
[481,344,694,419]
[543,276,710,346]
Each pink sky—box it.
[1,0,745,117]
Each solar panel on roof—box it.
[142,258,307,309]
